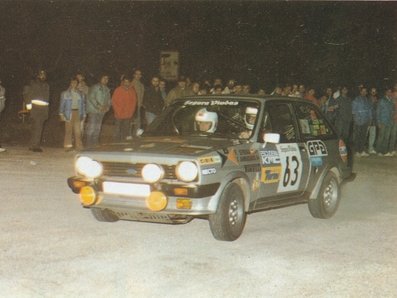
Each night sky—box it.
[1,1,397,101]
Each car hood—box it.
[85,136,242,157]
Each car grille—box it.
[101,162,177,179]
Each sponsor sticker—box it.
[199,156,221,165]
[184,100,239,106]
[259,150,281,165]
[310,156,323,167]
[202,168,217,175]
[307,140,328,156]
[239,149,259,162]
[261,166,282,184]
[244,164,261,173]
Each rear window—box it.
[294,103,334,140]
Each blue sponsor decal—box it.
[310,156,323,167]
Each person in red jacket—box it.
[112,74,137,142]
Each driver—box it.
[195,108,218,133]
[240,106,258,138]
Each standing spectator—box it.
[210,78,223,94]
[376,88,394,156]
[233,84,243,94]
[289,84,300,97]
[271,86,283,96]
[257,88,266,96]
[0,79,6,152]
[24,69,50,152]
[367,87,378,154]
[143,76,163,126]
[76,72,89,97]
[199,84,209,95]
[131,68,145,136]
[298,84,306,98]
[159,80,167,101]
[282,85,292,96]
[352,87,372,157]
[335,86,352,144]
[85,73,111,148]
[333,86,341,100]
[318,95,327,114]
[112,75,137,142]
[59,78,85,151]
[242,84,251,94]
[222,79,236,94]
[304,88,319,106]
[190,82,200,95]
[165,76,189,107]
[76,72,89,134]
[324,87,338,126]
[213,84,223,95]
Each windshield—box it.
[144,98,261,139]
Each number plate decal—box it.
[103,182,150,197]
[276,144,302,192]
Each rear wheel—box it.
[91,208,119,222]
[308,172,340,219]
[209,182,246,241]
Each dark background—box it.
[0,1,396,145]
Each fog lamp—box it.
[176,198,192,209]
[79,186,97,206]
[146,191,168,211]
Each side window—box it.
[266,102,297,143]
[294,103,334,140]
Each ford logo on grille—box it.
[126,168,138,175]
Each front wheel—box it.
[308,172,341,219]
[209,182,246,241]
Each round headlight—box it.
[75,156,103,178]
[142,163,164,183]
[176,161,198,182]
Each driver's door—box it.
[256,101,310,205]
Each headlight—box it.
[176,161,198,182]
[75,156,103,178]
[142,163,164,183]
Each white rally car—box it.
[68,95,355,241]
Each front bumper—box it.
[67,176,221,216]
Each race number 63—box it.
[277,144,302,192]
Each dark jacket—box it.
[144,86,164,115]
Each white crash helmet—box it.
[195,108,218,133]
[244,107,258,130]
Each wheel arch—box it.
[208,171,251,211]
[309,166,341,200]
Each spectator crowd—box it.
[0,68,396,158]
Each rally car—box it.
[68,95,355,241]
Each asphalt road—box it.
[0,147,396,297]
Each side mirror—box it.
[263,133,280,144]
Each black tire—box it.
[308,172,341,219]
[209,182,246,241]
[91,208,119,222]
